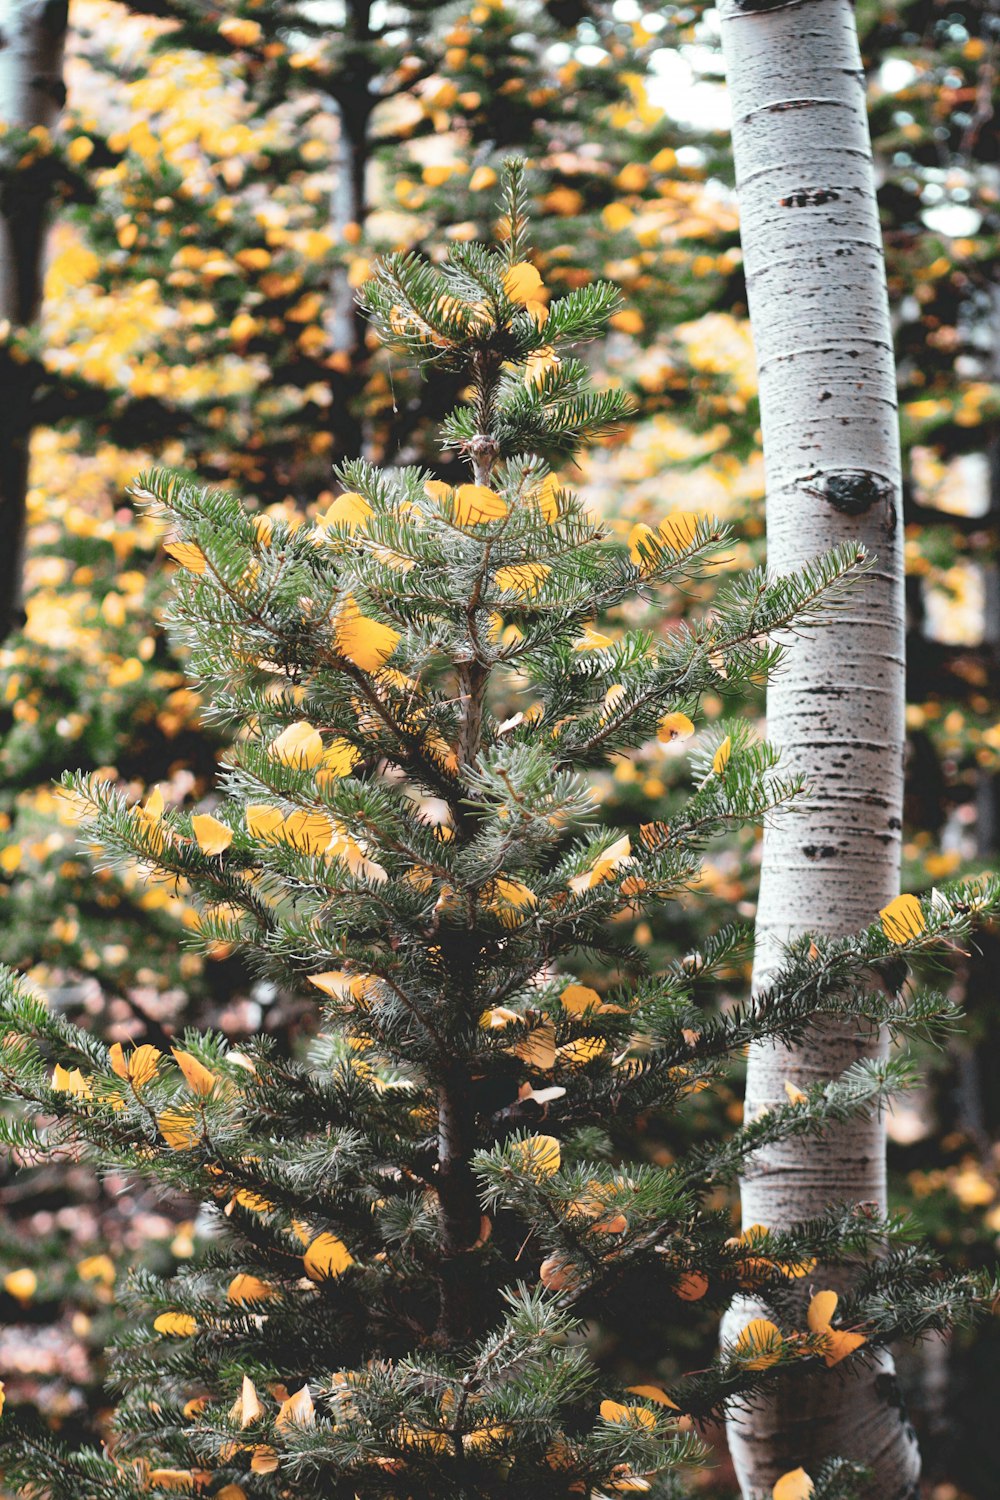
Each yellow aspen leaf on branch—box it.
[878,892,926,943]
[773,1471,814,1500]
[534,474,561,522]
[246,805,284,841]
[657,712,694,744]
[164,540,207,574]
[510,1134,561,1178]
[154,1312,198,1336]
[450,484,507,526]
[599,1400,656,1430]
[504,261,544,304]
[231,1375,262,1429]
[626,1385,679,1410]
[512,1020,557,1070]
[52,1064,91,1099]
[733,1318,783,1369]
[108,1042,161,1090]
[303,1233,355,1280]
[191,814,234,856]
[495,562,550,597]
[319,492,372,533]
[269,721,325,769]
[568,834,632,894]
[807,1290,867,1367]
[276,1385,315,1429]
[712,737,732,775]
[227,1275,277,1306]
[172,1048,219,1097]
[335,599,401,672]
[279,809,334,854]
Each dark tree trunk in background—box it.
[0,0,68,639]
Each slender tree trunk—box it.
[718,2,918,1495]
[0,0,67,639]
[325,0,375,467]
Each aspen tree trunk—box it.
[717,2,919,1495]
[0,0,67,638]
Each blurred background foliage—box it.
[0,1,996,1496]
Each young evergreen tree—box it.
[0,162,996,1500]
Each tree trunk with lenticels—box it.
[0,0,68,640]
[717,1,919,1495]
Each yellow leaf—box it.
[219,16,262,45]
[250,1446,279,1473]
[511,1134,561,1178]
[568,833,632,894]
[0,1379,4,1417]
[424,479,452,505]
[657,712,694,744]
[557,1036,606,1068]
[154,1311,198,1336]
[227,1274,277,1306]
[627,522,660,566]
[192,814,233,856]
[270,721,324,769]
[773,1470,814,1500]
[4,1268,37,1303]
[712,736,732,775]
[625,1384,679,1411]
[321,737,361,777]
[495,562,550,598]
[450,484,508,526]
[148,1471,205,1492]
[659,512,700,551]
[172,1048,218,1098]
[52,1064,91,1099]
[158,1107,201,1149]
[108,1043,129,1081]
[280,809,334,854]
[303,1232,354,1280]
[217,1488,247,1500]
[784,1080,809,1105]
[675,1270,709,1302]
[320,491,372,533]
[600,1399,656,1429]
[822,1328,867,1366]
[128,1044,162,1090]
[487,876,538,927]
[513,1020,557,1070]
[878,893,925,943]
[560,983,602,1014]
[77,1253,115,1286]
[574,625,613,651]
[164,540,207,574]
[246,805,285,841]
[335,599,401,672]
[733,1318,782,1369]
[276,1384,315,1430]
[504,261,544,304]
[807,1290,839,1332]
[535,474,561,523]
[307,971,351,998]
[469,165,498,192]
[231,1375,261,1429]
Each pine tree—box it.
[0,161,996,1500]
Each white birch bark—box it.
[0,0,67,637]
[717,2,919,1495]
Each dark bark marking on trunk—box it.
[802,468,896,516]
